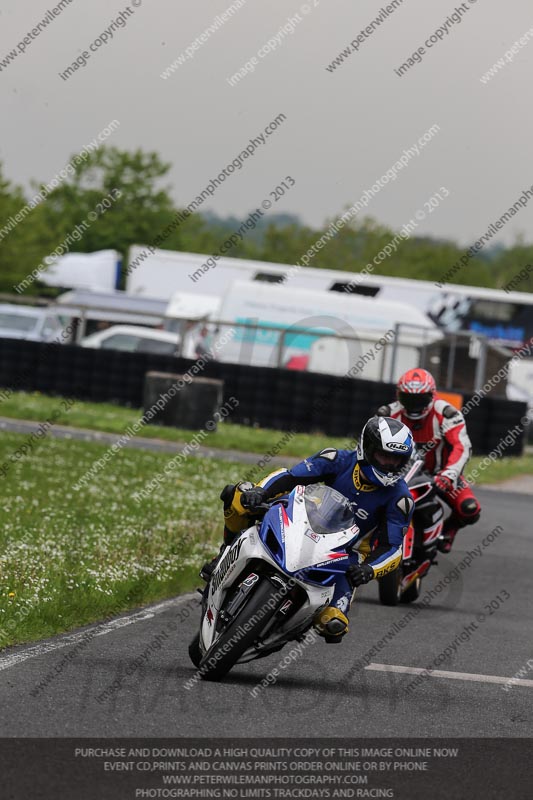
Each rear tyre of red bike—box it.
[378,570,401,606]
[400,577,421,604]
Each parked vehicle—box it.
[0,304,68,342]
[81,325,180,355]
[202,280,441,381]
[189,484,364,681]
[378,453,444,605]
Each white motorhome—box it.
[126,247,533,350]
[205,280,440,382]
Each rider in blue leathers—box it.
[203,416,415,642]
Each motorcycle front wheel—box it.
[188,633,202,668]
[198,578,283,681]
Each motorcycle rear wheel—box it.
[400,576,421,603]
[198,578,283,681]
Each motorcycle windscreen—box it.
[283,485,359,573]
[304,485,356,533]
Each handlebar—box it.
[242,497,289,513]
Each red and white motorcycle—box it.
[378,455,445,605]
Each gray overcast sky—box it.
[2,0,533,248]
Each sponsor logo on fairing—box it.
[211,538,245,592]
[316,552,349,567]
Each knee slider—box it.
[314,607,349,638]
[460,497,480,524]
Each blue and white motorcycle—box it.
[189,484,363,681]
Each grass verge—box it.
[0,391,354,458]
[0,432,245,649]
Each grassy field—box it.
[0,432,246,648]
[1,391,532,649]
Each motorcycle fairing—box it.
[200,486,360,659]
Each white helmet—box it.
[357,415,414,487]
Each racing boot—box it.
[313,607,349,644]
[199,525,241,582]
[437,529,458,553]
[199,542,226,582]
[438,492,480,553]
[437,515,460,553]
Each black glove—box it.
[240,485,268,511]
[347,562,374,588]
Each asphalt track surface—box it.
[1,486,532,739]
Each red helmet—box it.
[397,368,436,419]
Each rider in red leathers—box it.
[377,368,481,552]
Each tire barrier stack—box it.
[143,372,224,430]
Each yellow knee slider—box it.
[314,606,349,638]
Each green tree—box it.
[37,148,179,264]
[0,165,58,294]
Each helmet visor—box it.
[398,391,433,415]
[370,448,407,474]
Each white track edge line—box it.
[365,662,533,688]
[0,593,198,673]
